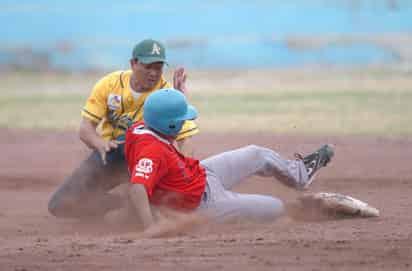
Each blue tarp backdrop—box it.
[1,0,411,70]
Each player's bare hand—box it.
[140,220,173,238]
[140,209,206,238]
[173,66,188,94]
[97,140,121,165]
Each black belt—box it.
[202,182,210,203]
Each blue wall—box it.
[1,0,411,69]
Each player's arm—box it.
[128,152,168,232]
[79,118,123,164]
[80,73,123,164]
[79,117,101,149]
[128,183,154,229]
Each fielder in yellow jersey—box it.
[81,70,198,142]
[48,39,199,219]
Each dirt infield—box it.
[1,128,411,270]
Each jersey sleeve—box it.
[81,73,113,123]
[130,149,168,197]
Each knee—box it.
[264,197,285,220]
[48,192,73,218]
[246,197,285,222]
[47,193,62,217]
[244,145,268,158]
[244,144,262,152]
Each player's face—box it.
[131,59,164,91]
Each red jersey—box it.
[125,122,206,210]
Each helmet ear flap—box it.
[168,120,184,134]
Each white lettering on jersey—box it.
[135,158,153,180]
[151,43,161,55]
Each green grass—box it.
[190,89,411,136]
[0,85,410,137]
[0,94,85,129]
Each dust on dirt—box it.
[1,128,412,270]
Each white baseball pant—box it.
[198,145,309,222]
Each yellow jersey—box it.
[81,70,199,141]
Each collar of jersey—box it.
[132,127,171,145]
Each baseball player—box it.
[48,39,199,219]
[123,89,334,234]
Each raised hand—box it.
[173,66,188,94]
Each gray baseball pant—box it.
[198,145,309,222]
[48,148,128,218]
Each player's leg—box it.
[198,173,284,222]
[201,145,309,190]
[48,148,128,218]
[208,193,285,222]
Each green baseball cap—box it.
[132,39,167,64]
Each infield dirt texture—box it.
[1,69,411,270]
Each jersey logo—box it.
[135,158,153,179]
[107,94,122,110]
[151,43,161,55]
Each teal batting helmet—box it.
[143,89,198,136]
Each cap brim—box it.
[138,56,168,65]
[180,104,198,120]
